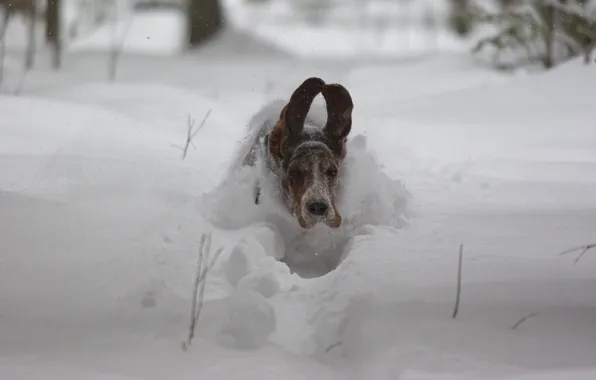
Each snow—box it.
[2,4,596,380]
[68,9,186,55]
[224,0,468,58]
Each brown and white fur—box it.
[242,77,353,230]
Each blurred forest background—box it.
[0,0,594,80]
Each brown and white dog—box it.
[242,77,354,230]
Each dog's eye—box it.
[325,168,338,177]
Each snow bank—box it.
[0,88,287,357]
[283,57,596,373]
[0,85,248,321]
[344,53,509,107]
[0,84,240,199]
[346,57,596,211]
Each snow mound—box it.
[219,289,277,350]
[42,82,245,186]
[220,226,286,290]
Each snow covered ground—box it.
[224,0,468,58]
[2,6,596,380]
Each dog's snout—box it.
[307,200,329,216]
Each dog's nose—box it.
[307,200,329,216]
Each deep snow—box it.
[2,6,596,380]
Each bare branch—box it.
[190,109,212,142]
[559,243,596,264]
[325,341,343,353]
[181,232,223,351]
[452,243,464,319]
[511,312,539,330]
[174,110,212,160]
[184,234,207,350]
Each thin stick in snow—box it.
[181,233,223,351]
[559,243,596,264]
[511,312,538,330]
[452,243,464,319]
[184,233,207,350]
[325,341,343,353]
[172,110,212,160]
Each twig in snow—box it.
[452,243,464,319]
[511,312,538,330]
[172,110,212,160]
[559,243,596,264]
[181,233,223,351]
[325,341,343,353]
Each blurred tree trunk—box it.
[542,3,556,69]
[187,0,224,48]
[46,0,62,69]
[25,2,36,69]
[46,0,61,69]
[0,0,37,69]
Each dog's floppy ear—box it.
[283,77,326,137]
[269,77,325,161]
[321,83,353,141]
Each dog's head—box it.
[268,77,353,229]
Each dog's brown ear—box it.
[321,83,353,141]
[283,77,326,137]
[268,77,325,160]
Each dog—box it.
[242,77,353,230]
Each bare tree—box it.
[182,233,223,351]
[187,0,224,48]
[543,3,557,69]
[0,0,37,69]
[46,0,61,69]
